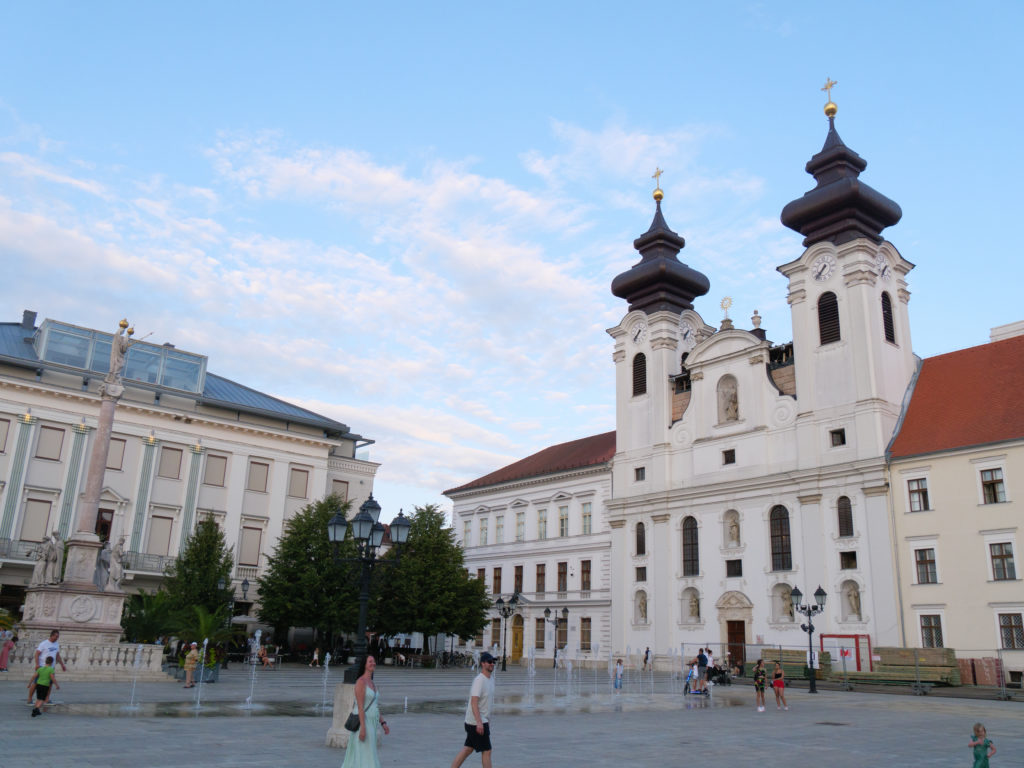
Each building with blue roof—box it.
[0,310,378,619]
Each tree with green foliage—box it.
[121,589,174,643]
[373,504,490,649]
[175,604,238,647]
[162,516,234,617]
[256,495,361,644]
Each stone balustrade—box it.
[4,641,173,681]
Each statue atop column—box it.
[100,320,134,399]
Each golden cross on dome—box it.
[652,167,663,190]
[821,77,838,101]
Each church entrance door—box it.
[727,620,746,665]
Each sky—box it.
[1,2,1021,523]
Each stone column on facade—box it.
[650,512,672,656]
[177,442,206,553]
[128,433,158,552]
[56,422,92,539]
[0,411,36,541]
[608,518,626,654]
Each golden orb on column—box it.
[653,188,664,202]
[824,101,837,118]
[118,318,129,330]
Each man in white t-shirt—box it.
[27,629,66,705]
[450,651,497,768]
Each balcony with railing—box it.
[0,538,39,561]
[123,551,176,575]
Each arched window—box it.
[818,291,841,345]
[635,521,646,555]
[682,516,699,576]
[769,505,792,571]
[837,496,854,537]
[881,292,896,343]
[632,353,647,396]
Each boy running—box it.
[29,656,59,717]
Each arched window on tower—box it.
[682,516,699,576]
[632,353,647,396]
[636,521,646,555]
[818,291,841,345]
[881,292,896,344]
[837,496,854,538]
[769,505,792,571]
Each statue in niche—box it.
[637,592,647,622]
[848,586,861,619]
[727,518,740,545]
[689,593,700,619]
[779,586,794,619]
[717,376,739,423]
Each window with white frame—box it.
[239,525,263,566]
[463,520,471,544]
[908,478,930,511]
[920,614,944,647]
[146,514,174,556]
[19,499,53,542]
[538,509,547,540]
[582,502,592,535]
[495,516,504,544]
[914,547,938,584]
[990,542,1017,581]
[515,511,525,541]
[580,617,592,651]
[331,479,349,501]
[999,613,1024,649]
[559,505,569,537]
[479,518,488,546]
[981,468,1006,504]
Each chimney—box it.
[21,310,37,330]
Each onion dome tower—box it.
[611,182,710,314]
[781,93,902,246]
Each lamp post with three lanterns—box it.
[543,606,569,669]
[327,494,411,684]
[494,592,519,672]
[790,585,827,694]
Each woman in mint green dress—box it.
[342,655,390,768]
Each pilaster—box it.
[178,442,205,552]
[57,422,92,539]
[129,434,159,552]
[0,412,37,540]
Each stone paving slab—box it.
[1,666,1020,767]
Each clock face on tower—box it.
[811,253,837,282]
[631,321,648,344]
[679,318,698,351]
[875,253,891,282]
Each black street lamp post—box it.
[543,606,569,669]
[217,576,235,629]
[790,585,827,694]
[495,592,520,672]
[327,495,411,684]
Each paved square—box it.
[1,666,1020,767]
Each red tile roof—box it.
[445,431,616,495]
[889,334,1024,459]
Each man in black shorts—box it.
[450,651,497,768]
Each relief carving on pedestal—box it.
[69,595,99,623]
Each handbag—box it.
[344,711,360,732]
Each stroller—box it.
[708,664,732,685]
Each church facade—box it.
[449,102,918,666]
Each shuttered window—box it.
[632,353,647,396]
[331,479,349,501]
[36,426,65,460]
[146,515,174,556]
[20,499,53,542]
[818,292,841,345]
[106,437,126,470]
[204,454,227,486]
[837,496,854,537]
[881,292,896,343]
[247,461,269,492]
[239,526,263,566]
[288,467,309,498]
[157,446,182,479]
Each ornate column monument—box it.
[21,320,135,644]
